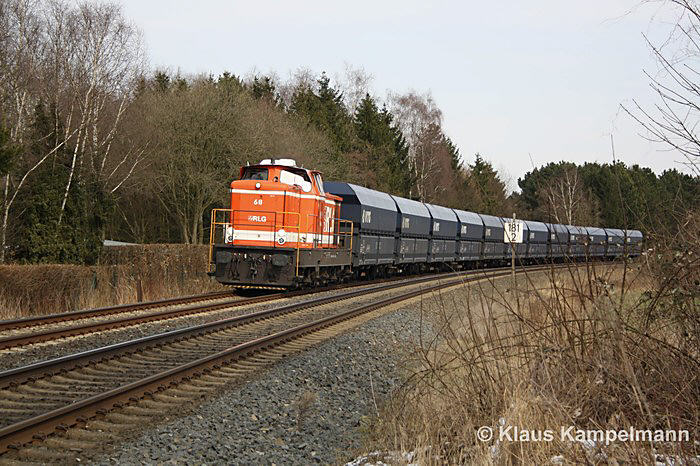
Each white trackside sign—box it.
[504,220,524,244]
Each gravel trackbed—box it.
[91,302,432,465]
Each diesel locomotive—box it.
[208,158,643,289]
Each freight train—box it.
[208,159,643,289]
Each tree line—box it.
[1,0,697,265]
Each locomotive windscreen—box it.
[241,167,268,180]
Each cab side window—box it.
[279,169,312,192]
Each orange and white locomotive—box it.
[208,159,352,288]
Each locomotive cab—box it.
[209,158,352,288]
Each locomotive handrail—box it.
[303,213,354,249]
[338,219,353,254]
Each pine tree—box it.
[353,94,411,195]
[290,72,355,153]
[11,102,107,264]
[0,124,17,176]
[382,105,412,196]
[153,71,171,93]
[467,153,509,215]
[251,76,278,104]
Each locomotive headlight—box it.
[277,229,286,245]
[255,182,261,189]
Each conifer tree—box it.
[353,94,411,195]
[290,72,355,153]
[0,125,16,176]
[467,153,510,215]
[251,76,278,105]
[153,71,171,93]
[12,102,107,264]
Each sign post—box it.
[504,214,523,309]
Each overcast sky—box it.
[119,0,688,189]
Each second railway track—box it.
[0,265,552,461]
[0,272,461,350]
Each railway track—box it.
[0,267,520,351]
[0,265,550,461]
[0,289,241,333]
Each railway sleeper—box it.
[119,405,164,417]
[79,366,130,378]
[84,419,132,432]
[186,378,227,389]
[175,382,217,392]
[228,360,264,370]
[138,398,179,410]
[11,385,92,400]
[57,370,112,382]
[104,412,150,424]
[64,428,115,442]
[16,378,71,391]
[213,366,251,376]
[43,436,97,452]
[158,387,204,399]
[98,359,160,371]
[0,399,60,412]
[152,393,189,404]
[0,388,29,400]
[4,445,74,462]
[246,355,279,364]
[48,374,108,386]
[118,353,171,364]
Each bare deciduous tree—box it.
[388,90,443,200]
[277,67,316,109]
[0,0,146,262]
[540,165,599,226]
[0,0,74,263]
[145,79,250,244]
[413,123,452,202]
[334,63,374,115]
[44,1,146,222]
[623,0,700,176]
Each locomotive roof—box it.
[247,159,321,175]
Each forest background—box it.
[1,0,698,266]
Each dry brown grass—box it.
[0,244,220,319]
[365,257,699,465]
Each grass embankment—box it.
[364,258,699,464]
[0,244,220,319]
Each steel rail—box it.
[0,289,240,332]
[0,269,495,349]
[0,268,516,387]
[0,266,537,453]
